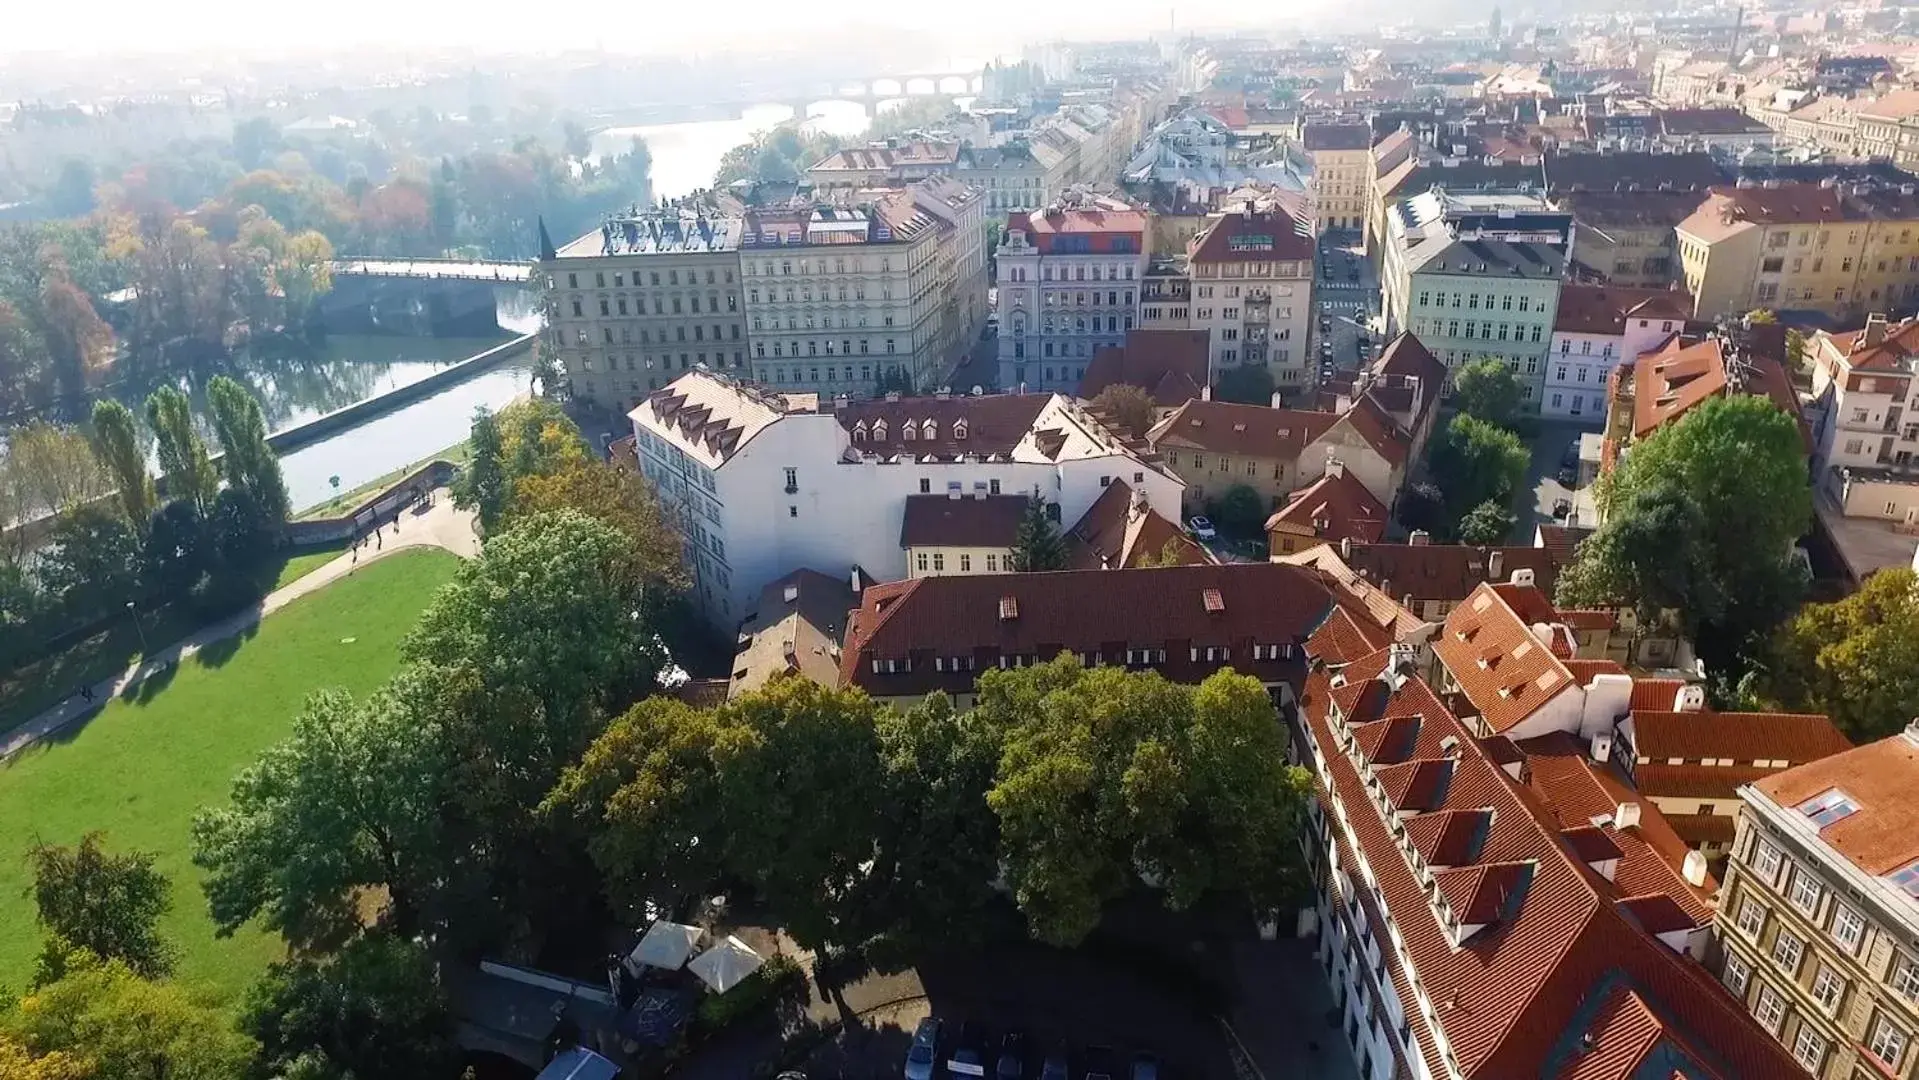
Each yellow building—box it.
[898,493,1024,577]
[1676,182,1919,320]
[1300,122,1373,233]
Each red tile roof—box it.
[1079,329,1210,407]
[838,394,1050,459]
[1630,677,1690,713]
[1553,284,1694,336]
[1345,543,1563,606]
[1063,480,1210,570]
[898,494,1029,549]
[1433,583,1577,734]
[1634,763,1778,801]
[1297,645,1807,1080]
[1752,732,1919,876]
[1633,710,1851,767]
[1147,400,1337,458]
[1823,316,1919,374]
[1188,206,1315,264]
[1265,467,1389,545]
[841,562,1333,696]
[1632,337,1728,438]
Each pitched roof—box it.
[1544,151,1727,195]
[840,563,1335,696]
[1821,316,1919,375]
[1433,583,1577,735]
[1188,205,1316,264]
[1147,400,1337,458]
[1632,336,1727,438]
[638,371,810,467]
[1534,523,1594,563]
[1064,480,1210,570]
[730,568,860,698]
[1552,284,1693,336]
[1079,329,1211,407]
[1376,331,1448,388]
[1266,467,1389,544]
[1302,122,1374,152]
[1753,730,1919,877]
[898,494,1029,549]
[837,394,1051,459]
[1633,710,1851,768]
[1343,542,1562,604]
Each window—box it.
[1772,929,1804,975]
[1894,957,1919,1003]
[1736,898,1767,938]
[1792,1026,1827,1073]
[788,506,798,518]
[1870,1015,1910,1067]
[1798,788,1859,827]
[1830,903,1865,953]
[784,467,798,492]
[1890,860,1919,899]
[1789,870,1822,916]
[1811,963,1846,1013]
[1751,839,1783,881]
[1723,953,1751,997]
[1752,984,1786,1034]
[986,553,999,572]
[959,554,971,572]
[916,552,929,572]
[932,553,944,572]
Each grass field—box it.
[0,548,460,1005]
[0,541,352,735]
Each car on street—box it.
[905,1018,943,1080]
[950,1023,989,1079]
[1186,515,1216,540]
[997,1031,1028,1080]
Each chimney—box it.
[1615,802,1642,830]
[1864,312,1891,347]
[1510,567,1536,588]
[1682,849,1709,888]
[1201,383,1213,401]
[1675,684,1707,712]
[1409,529,1432,546]
[1340,535,1353,560]
[850,566,863,594]
[1488,550,1505,579]
[1590,732,1612,763]
[1326,459,1345,480]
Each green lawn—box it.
[0,541,349,735]
[0,548,460,1005]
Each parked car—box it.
[905,1018,943,1080]
[1130,1055,1160,1080]
[1556,465,1577,486]
[1040,1046,1071,1080]
[1552,498,1573,519]
[950,1022,988,1079]
[1187,516,1216,540]
[997,1031,1028,1080]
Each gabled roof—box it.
[838,394,1051,459]
[1064,480,1210,570]
[1433,583,1576,735]
[1188,204,1316,263]
[1147,400,1337,458]
[730,568,860,698]
[898,494,1028,549]
[1633,710,1850,767]
[1552,284,1693,336]
[1079,329,1211,407]
[1343,542,1562,604]
[1265,467,1389,544]
[1821,316,1919,375]
[1632,337,1727,438]
[1755,731,1919,878]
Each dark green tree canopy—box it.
[27,832,175,980]
[1008,495,1068,572]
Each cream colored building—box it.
[1716,726,1919,1079]
[1187,203,1317,395]
[900,493,1023,577]
[1300,122,1372,232]
[740,196,946,396]
[542,208,749,414]
[1146,397,1408,512]
[1677,182,1919,321]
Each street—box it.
[1517,420,1600,540]
[1313,233,1379,391]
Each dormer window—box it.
[923,419,937,440]
[852,422,867,442]
[903,422,917,441]
[954,419,969,439]
[872,419,888,439]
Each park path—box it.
[0,489,480,762]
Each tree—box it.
[561,120,594,161]
[1427,415,1528,528]
[1555,480,1715,624]
[1764,567,1919,741]
[977,657,1312,945]
[499,398,591,483]
[33,507,140,622]
[3,421,108,523]
[404,509,667,728]
[1212,364,1276,406]
[37,280,112,399]
[506,461,685,590]
[1449,357,1526,430]
[192,677,449,947]
[1090,384,1156,440]
[142,498,210,599]
[1745,308,1779,324]
[1007,495,1067,572]
[1456,499,1516,545]
[1395,480,1445,535]
[452,407,508,532]
[206,375,290,525]
[1594,395,1810,670]
[88,401,153,527]
[145,386,218,518]
[1206,483,1267,537]
[0,1033,89,1080]
[49,160,96,217]
[1,954,254,1080]
[239,934,458,1080]
[27,833,174,980]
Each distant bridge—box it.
[587,70,987,131]
[332,258,533,284]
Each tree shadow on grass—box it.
[193,616,262,671]
[119,660,180,707]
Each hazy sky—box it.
[8,0,1311,56]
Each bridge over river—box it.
[325,257,536,336]
[333,258,533,283]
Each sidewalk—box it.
[0,489,479,761]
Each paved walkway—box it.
[0,489,479,761]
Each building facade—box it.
[1301,122,1373,232]
[1545,285,1691,422]
[1187,202,1317,396]
[1393,238,1565,402]
[541,209,749,414]
[1147,397,1409,512]
[1677,182,1919,321]
[994,196,1149,393]
[1809,314,1919,479]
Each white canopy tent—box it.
[626,920,705,972]
[687,935,765,993]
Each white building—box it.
[995,192,1150,393]
[630,371,1183,626]
[1544,284,1692,422]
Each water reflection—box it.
[593,101,875,202]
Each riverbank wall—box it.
[266,332,535,455]
[286,459,459,544]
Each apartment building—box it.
[1300,121,1373,232]
[1137,255,1193,330]
[1187,202,1317,394]
[1603,326,1805,477]
[1555,190,1703,288]
[1294,577,1812,1080]
[541,208,749,414]
[1717,726,1919,1079]
[1545,284,1692,422]
[806,140,964,194]
[994,195,1149,393]
[739,197,945,396]
[1147,397,1409,512]
[899,494,1027,578]
[907,176,991,372]
[1855,91,1919,170]
[628,371,1181,625]
[1807,314,1919,529]
[1363,129,1544,267]
[1676,181,1919,321]
[953,142,1050,218]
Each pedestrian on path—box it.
[79,684,93,703]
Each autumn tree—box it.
[1,954,254,1080]
[1090,384,1157,440]
[36,279,113,399]
[505,460,685,590]
[27,832,175,980]
[1764,567,1919,741]
[2,421,109,523]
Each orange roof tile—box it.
[1633,337,1728,438]
[1753,731,1919,876]
[1433,583,1577,734]
[1265,468,1389,545]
